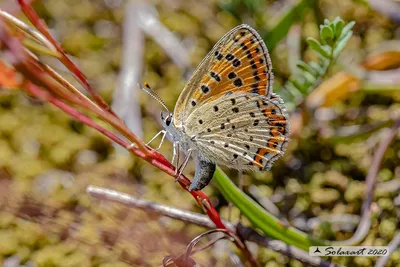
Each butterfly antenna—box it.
[140,82,171,113]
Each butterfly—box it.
[140,24,290,191]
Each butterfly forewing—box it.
[185,92,289,171]
[173,24,273,126]
[167,24,289,178]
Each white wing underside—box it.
[184,92,289,170]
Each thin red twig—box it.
[0,5,235,260]
[17,0,117,117]
[4,3,150,153]
[0,14,226,232]
[23,82,227,230]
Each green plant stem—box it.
[213,167,327,251]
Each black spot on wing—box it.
[228,72,236,79]
[225,54,234,61]
[201,85,210,94]
[233,78,243,87]
[232,59,241,67]
[210,71,221,82]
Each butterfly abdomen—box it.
[189,155,216,191]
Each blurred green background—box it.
[0,0,400,266]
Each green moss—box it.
[15,220,44,247]
[60,251,91,267]
[378,219,396,239]
[311,188,340,204]
[0,212,15,229]
[0,230,19,255]
[32,246,67,267]
[344,181,365,202]
[354,256,372,267]
[377,198,394,211]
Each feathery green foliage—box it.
[280,18,355,110]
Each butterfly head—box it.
[161,111,173,128]
[161,111,184,143]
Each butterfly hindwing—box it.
[185,92,289,171]
[173,24,273,126]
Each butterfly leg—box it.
[171,142,180,175]
[146,130,167,150]
[175,149,192,182]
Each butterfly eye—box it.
[165,115,172,126]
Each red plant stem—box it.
[24,82,227,230]
[1,9,239,261]
[1,9,150,154]
[2,3,227,233]
[17,0,116,117]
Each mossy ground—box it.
[0,0,399,266]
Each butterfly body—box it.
[160,24,290,191]
[161,113,217,191]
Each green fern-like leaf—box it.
[281,18,355,108]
